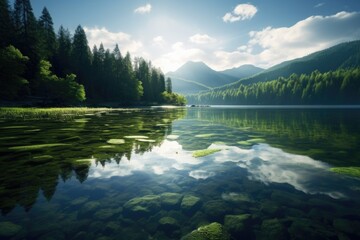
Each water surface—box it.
[0,107,360,239]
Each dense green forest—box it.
[0,0,185,106]
[187,68,360,105]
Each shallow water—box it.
[0,107,360,239]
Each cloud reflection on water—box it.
[89,140,349,198]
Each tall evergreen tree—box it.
[166,77,172,93]
[12,0,40,93]
[53,26,72,77]
[38,7,56,60]
[0,0,14,47]
[71,25,91,87]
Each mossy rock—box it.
[203,200,233,221]
[181,195,202,214]
[160,192,183,209]
[333,218,360,235]
[94,208,117,220]
[181,222,230,240]
[259,219,287,240]
[123,195,161,218]
[0,221,22,237]
[224,214,251,237]
[192,149,221,158]
[158,217,180,232]
[330,167,360,178]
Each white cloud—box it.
[134,3,152,14]
[314,2,325,8]
[84,26,143,54]
[153,36,166,47]
[213,11,360,70]
[189,34,216,44]
[223,4,257,23]
[153,42,205,73]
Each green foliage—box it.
[0,45,29,99]
[38,60,86,104]
[188,68,360,105]
[162,91,187,106]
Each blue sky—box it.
[19,0,360,72]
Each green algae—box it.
[330,167,360,178]
[192,149,221,158]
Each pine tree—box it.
[0,0,14,47]
[71,25,91,87]
[53,26,72,77]
[166,77,172,93]
[38,7,56,60]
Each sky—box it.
[21,0,360,73]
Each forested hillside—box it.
[187,68,360,105]
[0,0,185,106]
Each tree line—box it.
[0,0,185,106]
[187,68,360,105]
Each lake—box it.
[0,106,360,239]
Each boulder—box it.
[123,195,161,218]
[181,195,202,214]
[181,222,230,240]
[160,192,183,209]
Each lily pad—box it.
[9,143,69,151]
[124,135,149,139]
[330,167,360,178]
[136,139,156,143]
[167,135,179,140]
[195,134,217,138]
[192,149,221,158]
[107,139,125,144]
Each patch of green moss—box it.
[192,149,221,158]
[330,167,360,178]
[182,222,230,240]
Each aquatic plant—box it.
[330,167,360,178]
[192,149,221,158]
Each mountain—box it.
[220,64,264,79]
[216,40,360,90]
[166,61,238,94]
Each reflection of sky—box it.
[88,140,355,199]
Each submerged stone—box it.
[123,195,161,217]
[259,218,287,240]
[160,192,183,209]
[181,222,230,240]
[0,221,22,237]
[181,195,202,214]
[158,217,180,232]
[203,200,233,221]
[224,214,251,237]
[94,208,117,220]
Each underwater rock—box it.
[0,221,22,237]
[181,222,230,240]
[181,195,202,214]
[288,218,337,239]
[221,192,252,203]
[203,200,233,221]
[333,218,360,236]
[260,201,280,216]
[123,195,161,218]
[94,208,117,220]
[78,201,101,217]
[224,214,252,237]
[259,218,287,240]
[160,192,183,209]
[158,217,180,232]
